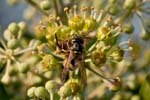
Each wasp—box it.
[55,34,87,85]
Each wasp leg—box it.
[61,67,69,84]
[81,55,87,87]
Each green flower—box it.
[58,84,72,98]
[40,0,51,10]
[107,4,119,15]
[45,80,57,93]
[41,55,58,70]
[110,48,124,62]
[124,0,136,9]
[97,26,111,41]
[7,38,19,49]
[83,16,97,32]
[18,63,30,73]
[27,87,36,98]
[91,50,106,66]
[34,86,49,99]
[8,22,20,36]
[123,23,134,34]
[66,79,81,95]
[69,16,85,31]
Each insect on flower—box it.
[55,33,87,85]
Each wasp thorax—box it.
[72,37,84,55]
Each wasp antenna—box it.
[55,33,61,49]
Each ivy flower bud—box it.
[33,76,43,85]
[34,86,49,99]
[126,74,138,90]
[0,60,5,72]
[73,93,84,100]
[110,48,124,62]
[58,84,72,98]
[66,79,81,95]
[108,77,121,92]
[91,50,106,66]
[146,19,150,28]
[27,87,36,98]
[61,26,71,34]
[7,38,19,49]
[131,95,140,100]
[83,16,97,32]
[69,16,84,31]
[18,63,30,73]
[97,27,110,41]
[3,29,13,41]
[7,0,18,6]
[123,23,134,34]
[56,26,71,40]
[140,32,150,41]
[109,0,118,3]
[124,0,136,9]
[18,21,27,32]
[8,22,20,36]
[40,0,51,10]
[43,71,53,79]
[108,4,119,15]
[8,65,18,76]
[41,55,58,70]
[45,80,57,93]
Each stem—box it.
[50,93,54,100]
[58,0,64,8]
[86,64,110,82]
[25,0,49,16]
[116,9,132,24]
[1,60,11,84]
[0,48,5,54]
[53,0,59,16]
[0,55,7,59]
[135,11,149,32]
[0,37,7,50]
[14,47,35,55]
[60,97,66,100]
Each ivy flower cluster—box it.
[30,6,133,99]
